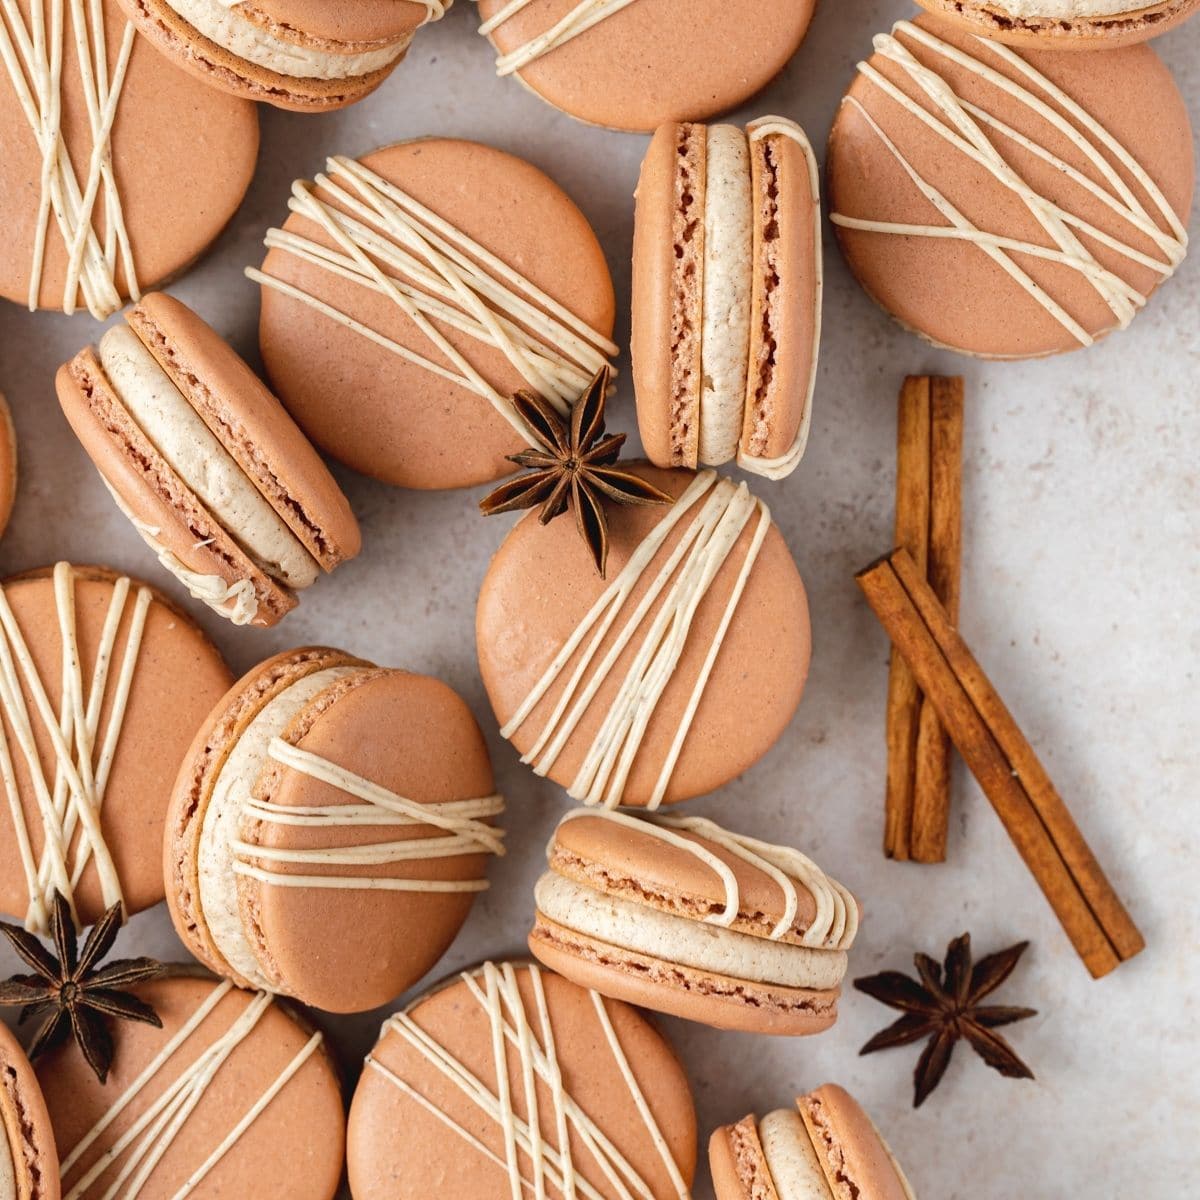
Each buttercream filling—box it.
[164,0,412,79]
[0,1121,15,1200]
[759,1109,833,1200]
[99,326,319,591]
[198,666,359,989]
[972,0,1152,16]
[534,873,848,990]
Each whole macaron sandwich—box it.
[117,0,450,110]
[0,1022,59,1200]
[529,808,859,1035]
[166,648,505,1013]
[57,292,361,628]
[632,117,822,481]
[710,1085,917,1200]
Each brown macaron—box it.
[476,465,811,809]
[347,959,698,1199]
[474,0,818,133]
[0,563,232,932]
[57,292,361,629]
[38,974,344,1199]
[632,117,822,481]
[529,808,860,1036]
[166,648,505,1013]
[0,1022,59,1200]
[117,0,448,111]
[0,393,16,540]
[828,16,1194,360]
[251,138,617,490]
[0,0,258,319]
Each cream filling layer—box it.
[164,0,412,80]
[971,0,1152,16]
[759,1110,832,1200]
[198,666,360,989]
[535,873,848,991]
[0,1123,15,1200]
[99,326,319,591]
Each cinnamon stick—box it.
[858,548,1144,979]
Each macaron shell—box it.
[248,0,431,42]
[0,566,231,928]
[39,976,344,1200]
[235,669,498,1012]
[346,962,697,1199]
[800,1085,913,1200]
[708,1117,777,1200]
[474,0,817,133]
[127,293,361,571]
[0,1021,60,1200]
[0,393,16,540]
[476,465,811,807]
[0,0,258,312]
[257,138,616,489]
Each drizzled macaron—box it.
[632,117,822,481]
[529,809,859,1035]
[0,1022,59,1200]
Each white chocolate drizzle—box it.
[830,20,1188,347]
[60,980,323,1200]
[246,153,617,446]
[474,0,640,76]
[501,470,770,810]
[231,736,505,893]
[0,563,150,934]
[554,808,858,950]
[367,961,689,1200]
[0,0,138,317]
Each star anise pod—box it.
[0,891,165,1083]
[480,366,671,577]
[854,932,1037,1107]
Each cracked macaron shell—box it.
[0,1021,59,1200]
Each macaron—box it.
[38,974,344,1200]
[166,647,505,1013]
[912,0,1199,48]
[0,563,232,933]
[0,0,258,319]
[473,0,818,133]
[0,1021,59,1200]
[0,393,16,540]
[632,117,822,480]
[250,137,617,490]
[117,0,449,111]
[709,1085,917,1200]
[57,292,361,629]
[827,16,1194,360]
[529,808,860,1035]
[347,959,697,1199]
[476,465,811,809]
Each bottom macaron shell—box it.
[0,1022,60,1200]
[528,916,838,1037]
[707,1118,768,1200]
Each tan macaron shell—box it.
[38,975,344,1200]
[346,962,698,1199]
[0,394,16,540]
[0,1022,59,1200]
[256,138,615,491]
[476,465,811,807]
[475,0,817,133]
[708,1114,779,1200]
[0,565,232,928]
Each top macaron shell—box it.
[474,0,818,133]
[256,138,616,490]
[0,1022,59,1200]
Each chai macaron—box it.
[38,974,344,1200]
[58,292,361,628]
[474,0,818,133]
[710,1085,917,1200]
[0,0,257,319]
[251,138,617,490]
[828,16,1194,360]
[0,563,232,933]
[0,1022,59,1200]
[632,117,822,481]
[117,0,449,111]
[166,648,504,1013]
[0,393,16,540]
[347,959,697,1199]
[477,465,810,809]
[530,809,859,1035]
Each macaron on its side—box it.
[0,393,17,540]
[0,1023,60,1200]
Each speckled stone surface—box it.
[1,3,1197,1196]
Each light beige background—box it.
[1,2,1197,1196]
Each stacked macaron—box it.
[913,0,1200,46]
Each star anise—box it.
[854,932,1037,1107]
[480,366,671,577]
[0,891,165,1083]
